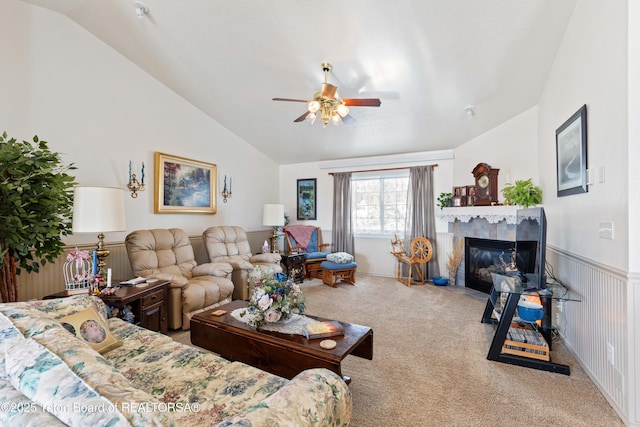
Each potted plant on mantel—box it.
[437,192,453,209]
[0,132,76,302]
[501,178,542,208]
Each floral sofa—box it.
[0,295,352,426]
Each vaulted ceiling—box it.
[24,0,577,164]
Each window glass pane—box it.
[351,174,409,235]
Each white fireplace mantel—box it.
[438,206,519,224]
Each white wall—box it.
[627,1,640,271]
[538,0,628,271]
[628,1,640,422]
[537,0,634,424]
[0,1,280,247]
[453,106,540,204]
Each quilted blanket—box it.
[0,295,352,426]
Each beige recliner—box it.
[125,228,234,330]
[202,226,283,300]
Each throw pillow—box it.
[58,307,123,354]
[5,338,130,426]
[326,252,354,264]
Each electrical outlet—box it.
[607,343,615,365]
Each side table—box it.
[285,254,305,284]
[45,280,170,334]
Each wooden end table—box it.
[190,300,373,383]
[45,280,169,334]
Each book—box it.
[303,320,344,339]
[120,277,148,286]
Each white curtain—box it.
[331,172,354,255]
[403,165,440,279]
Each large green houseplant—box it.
[0,132,76,302]
[501,178,542,208]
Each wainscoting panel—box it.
[16,243,132,301]
[547,246,629,422]
[436,232,454,277]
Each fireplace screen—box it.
[465,237,537,293]
[465,238,515,293]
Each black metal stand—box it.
[481,287,570,375]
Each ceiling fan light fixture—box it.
[337,104,349,118]
[308,100,320,113]
[306,113,317,124]
[273,62,381,126]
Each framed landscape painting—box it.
[154,152,217,214]
[556,105,588,197]
[297,178,317,220]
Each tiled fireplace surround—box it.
[440,206,519,289]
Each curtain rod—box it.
[327,164,438,175]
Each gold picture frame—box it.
[154,152,217,214]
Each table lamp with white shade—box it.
[72,186,127,279]
[263,204,285,253]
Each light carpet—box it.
[170,274,623,427]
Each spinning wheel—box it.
[409,237,433,264]
[392,237,433,287]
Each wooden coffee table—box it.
[190,300,373,383]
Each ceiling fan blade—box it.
[293,111,311,122]
[273,98,309,103]
[341,114,356,124]
[343,98,382,107]
[321,83,338,99]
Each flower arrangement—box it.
[241,266,305,329]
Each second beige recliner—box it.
[203,226,283,300]
[125,228,234,330]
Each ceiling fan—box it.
[272,62,381,127]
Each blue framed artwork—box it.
[296,178,317,220]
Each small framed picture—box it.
[452,195,466,207]
[297,178,317,220]
[556,105,588,197]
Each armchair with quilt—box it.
[203,226,283,300]
[125,228,235,330]
[283,225,332,279]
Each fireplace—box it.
[464,238,514,293]
[464,237,539,293]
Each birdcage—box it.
[64,249,94,295]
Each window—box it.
[352,171,409,235]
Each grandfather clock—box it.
[471,163,500,206]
